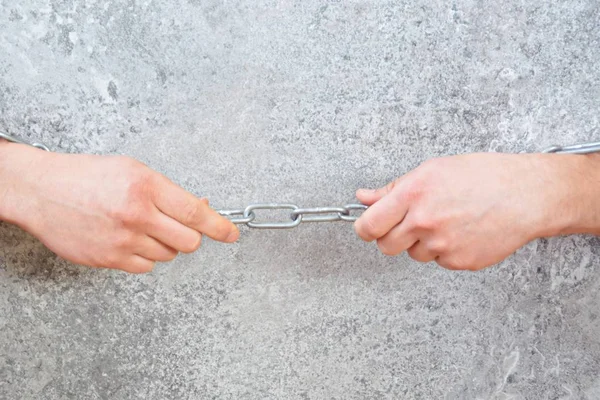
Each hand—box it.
[0,141,239,273]
[354,153,600,271]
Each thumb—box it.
[356,178,401,205]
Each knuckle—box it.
[122,158,151,185]
[377,239,399,256]
[164,250,179,261]
[180,233,202,253]
[410,211,437,231]
[111,175,154,227]
[113,231,137,250]
[124,207,147,227]
[458,256,484,271]
[384,179,399,195]
[357,217,380,240]
[182,201,204,226]
[143,261,156,273]
[401,179,427,204]
[120,158,151,188]
[437,254,476,271]
[406,246,416,258]
[406,159,444,199]
[120,200,152,228]
[426,238,449,254]
[115,155,148,172]
[126,261,155,274]
[461,255,479,271]
[100,253,124,269]
[438,259,461,271]
[127,173,152,200]
[407,247,424,262]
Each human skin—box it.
[0,139,239,273]
[3,138,599,274]
[354,152,600,271]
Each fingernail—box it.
[226,228,240,242]
[357,189,373,195]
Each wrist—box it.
[0,141,46,229]
[534,153,600,237]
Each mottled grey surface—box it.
[1,0,600,399]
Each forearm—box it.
[537,153,600,237]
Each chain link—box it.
[0,131,51,152]
[217,203,368,229]
[541,141,600,155]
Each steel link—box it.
[245,203,303,229]
[542,141,600,155]
[217,209,256,224]
[0,131,51,152]
[291,206,348,223]
[339,204,369,222]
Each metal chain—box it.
[0,131,51,152]
[4,131,600,228]
[541,141,600,154]
[217,203,368,229]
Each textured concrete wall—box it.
[1,1,600,399]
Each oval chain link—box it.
[542,141,600,154]
[244,203,303,229]
[0,131,51,151]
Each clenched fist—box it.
[0,140,239,273]
[354,153,600,271]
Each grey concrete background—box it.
[1,0,599,398]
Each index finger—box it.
[150,174,239,243]
[354,183,409,242]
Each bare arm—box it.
[0,139,239,273]
[354,152,600,270]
